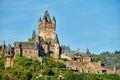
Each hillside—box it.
[0,54,120,80]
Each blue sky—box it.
[0,0,120,54]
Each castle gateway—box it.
[14,10,61,59]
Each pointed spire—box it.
[8,44,11,47]
[86,48,90,54]
[45,10,49,15]
[6,44,12,52]
[32,30,36,40]
[43,10,51,22]
[52,16,56,25]
[52,16,56,22]
[55,34,59,43]
[38,17,41,22]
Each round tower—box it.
[5,44,14,67]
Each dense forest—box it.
[100,51,120,69]
[0,53,120,80]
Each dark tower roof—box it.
[55,34,59,43]
[43,10,51,23]
[38,17,41,22]
[6,44,12,52]
[52,16,56,23]
[32,30,36,40]
[86,48,90,55]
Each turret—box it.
[38,17,41,22]
[5,44,14,58]
[52,16,56,24]
[54,34,59,44]
[32,30,36,40]
[52,16,56,30]
[86,48,90,55]
[5,44,14,67]
[42,10,51,23]
[83,48,92,62]
[38,17,42,25]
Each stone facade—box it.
[14,42,39,59]
[14,10,61,59]
[5,44,14,67]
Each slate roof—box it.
[6,44,12,52]
[14,42,38,49]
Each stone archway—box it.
[49,51,54,57]
[102,70,107,74]
[49,51,53,54]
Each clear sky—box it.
[0,0,120,54]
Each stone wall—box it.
[22,49,39,59]
[65,60,115,74]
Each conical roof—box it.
[54,34,59,43]
[43,10,51,22]
[86,48,90,54]
[32,30,36,40]
[52,16,56,22]
[6,44,12,52]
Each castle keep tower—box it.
[38,10,56,42]
[38,10,60,58]
[14,10,60,58]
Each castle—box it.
[66,49,116,74]
[0,10,119,75]
[0,10,63,67]
[14,10,61,59]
